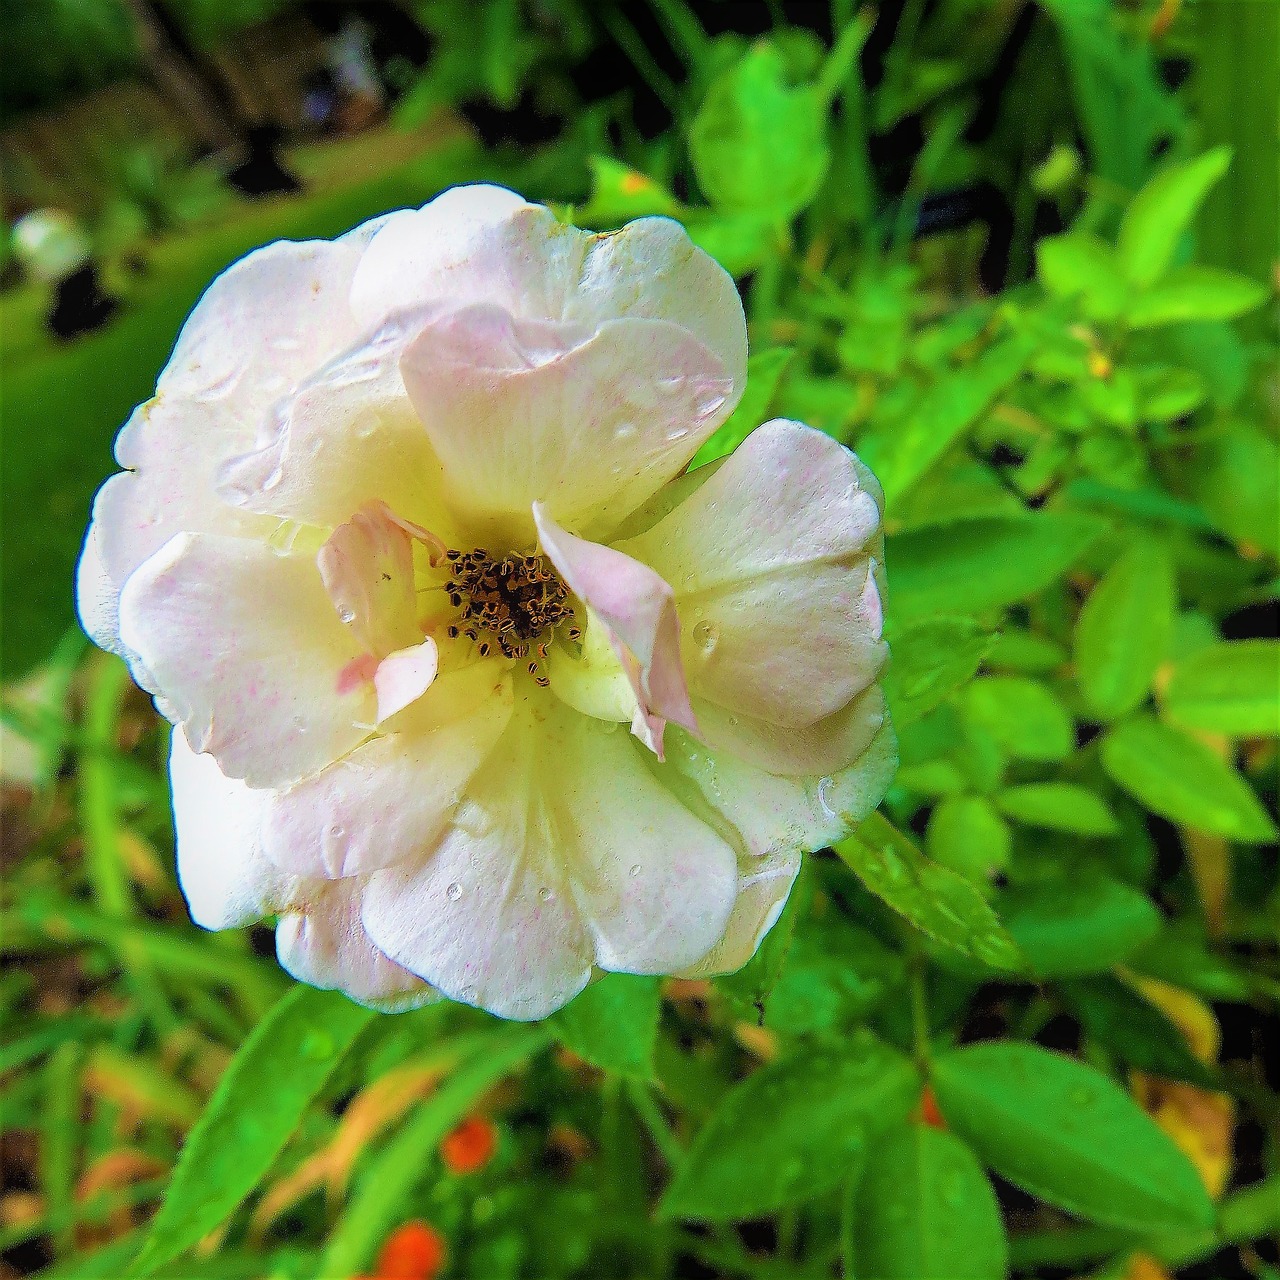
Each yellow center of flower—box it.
[442,548,581,685]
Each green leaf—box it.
[926,795,1011,886]
[834,813,1022,970]
[659,1032,920,1221]
[1128,265,1268,327]
[1101,715,1277,843]
[689,347,793,470]
[1185,424,1280,558]
[964,676,1075,762]
[996,783,1120,836]
[1118,147,1233,286]
[551,974,660,1079]
[933,1042,1216,1231]
[854,1124,1008,1280]
[576,156,682,225]
[1036,231,1126,319]
[1163,640,1280,737]
[888,515,1100,620]
[321,1026,552,1276]
[690,41,829,219]
[133,987,376,1275]
[884,617,995,728]
[999,870,1160,977]
[857,331,1035,504]
[1074,543,1175,721]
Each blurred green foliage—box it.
[1,1,1277,1278]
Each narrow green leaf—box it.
[1128,265,1267,326]
[999,871,1160,977]
[1074,543,1174,721]
[133,987,376,1275]
[855,1123,1007,1280]
[321,1026,552,1276]
[1101,715,1277,842]
[659,1032,920,1221]
[888,515,1100,620]
[551,974,660,1079]
[996,783,1120,836]
[1163,640,1280,737]
[965,677,1075,762]
[835,813,1022,970]
[689,347,792,469]
[933,1042,1216,1231]
[1118,147,1233,286]
[858,332,1035,504]
[884,617,996,728]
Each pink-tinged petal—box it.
[534,505,695,759]
[217,311,458,533]
[693,684,889,777]
[400,309,732,539]
[276,879,437,1012]
[79,238,373,656]
[360,702,737,1020]
[318,501,423,657]
[617,419,886,728]
[120,533,375,788]
[678,851,800,979]
[351,187,747,396]
[169,728,294,930]
[263,663,513,880]
[374,640,439,723]
[666,719,899,861]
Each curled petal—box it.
[374,641,439,724]
[401,309,733,539]
[534,504,695,759]
[120,533,374,788]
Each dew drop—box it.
[817,776,837,821]
[446,882,462,902]
[338,607,356,624]
[666,426,689,443]
[328,824,345,840]
[628,864,641,878]
[292,715,308,734]
[692,619,719,653]
[615,422,637,441]
[538,886,553,902]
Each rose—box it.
[78,184,894,1020]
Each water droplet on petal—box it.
[446,882,462,902]
[615,422,637,441]
[666,426,689,443]
[817,776,837,821]
[338,607,356,624]
[538,886,553,902]
[692,619,719,654]
[628,864,641,878]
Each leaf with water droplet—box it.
[834,813,1022,971]
[855,1123,1006,1280]
[659,1031,920,1221]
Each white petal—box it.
[374,641,439,723]
[169,727,292,930]
[401,309,732,539]
[351,187,746,396]
[535,505,695,759]
[360,701,738,1020]
[120,533,375,788]
[263,663,514,879]
[276,878,436,1012]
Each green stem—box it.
[627,1079,683,1168]
[79,654,132,920]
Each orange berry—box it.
[374,1220,447,1280]
[440,1115,498,1175]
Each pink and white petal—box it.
[665,718,899,861]
[374,640,438,723]
[218,314,457,535]
[263,662,513,880]
[120,533,375,789]
[401,310,732,539]
[617,419,882,593]
[682,559,887,729]
[534,506,695,758]
[276,879,436,1012]
[318,502,422,656]
[568,217,747,394]
[360,703,737,1019]
[693,684,889,778]
[677,851,800,979]
[169,727,293,930]
[351,188,747,398]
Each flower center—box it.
[443,548,580,685]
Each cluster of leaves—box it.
[2,1,1277,1279]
